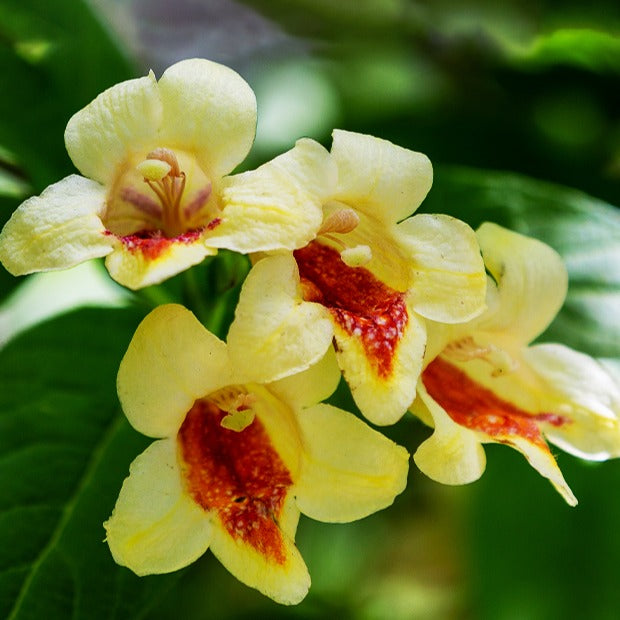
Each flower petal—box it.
[330,129,433,223]
[105,232,216,289]
[473,222,568,344]
[334,302,426,425]
[295,403,409,522]
[104,438,213,576]
[65,73,162,184]
[207,139,328,252]
[157,58,257,177]
[0,175,112,275]
[413,385,487,485]
[227,254,334,384]
[525,343,620,460]
[398,214,487,323]
[269,347,341,410]
[209,504,310,605]
[117,304,231,437]
[419,356,577,505]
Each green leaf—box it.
[0,308,183,620]
[422,166,620,358]
[509,28,620,75]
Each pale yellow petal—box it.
[269,347,341,410]
[413,384,487,485]
[330,129,433,222]
[104,232,216,289]
[104,438,213,575]
[0,175,112,275]
[227,254,334,383]
[474,222,568,344]
[525,343,620,460]
[295,403,409,522]
[65,73,162,184]
[334,303,426,425]
[117,304,232,437]
[209,501,310,605]
[206,139,328,252]
[157,58,257,177]
[398,214,486,323]
[508,435,577,505]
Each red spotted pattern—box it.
[178,399,292,564]
[108,228,203,260]
[294,241,408,378]
[422,357,569,447]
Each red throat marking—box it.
[178,399,292,564]
[107,228,203,260]
[422,357,569,447]
[294,241,408,378]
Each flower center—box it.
[177,388,293,564]
[105,147,214,238]
[294,241,408,378]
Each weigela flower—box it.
[105,304,409,604]
[411,223,620,505]
[0,59,323,289]
[226,131,487,426]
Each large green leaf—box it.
[421,166,620,358]
[0,308,183,620]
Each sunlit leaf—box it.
[510,28,620,75]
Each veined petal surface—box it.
[207,140,328,252]
[0,175,112,275]
[330,129,433,223]
[65,73,162,184]
[157,58,257,177]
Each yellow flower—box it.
[411,223,620,505]
[227,131,487,425]
[105,304,409,604]
[0,59,323,289]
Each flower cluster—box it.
[1,58,619,604]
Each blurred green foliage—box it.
[1,0,620,619]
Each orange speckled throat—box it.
[178,399,292,564]
[294,241,408,378]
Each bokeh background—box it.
[1,1,620,619]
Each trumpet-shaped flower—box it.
[227,131,487,426]
[0,59,324,289]
[105,304,408,604]
[410,223,620,505]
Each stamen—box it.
[318,208,360,235]
[136,158,171,181]
[145,147,181,176]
